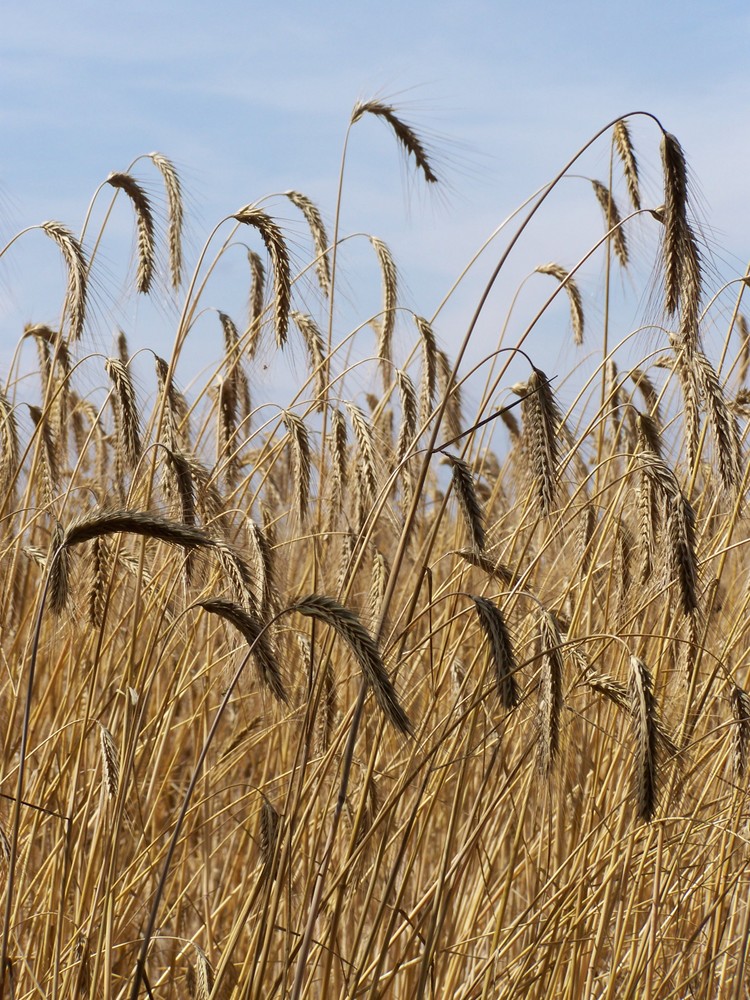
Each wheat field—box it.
[0,101,748,999]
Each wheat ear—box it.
[437,349,463,442]
[286,190,331,296]
[472,596,518,709]
[591,180,628,267]
[292,311,327,408]
[105,357,142,486]
[536,262,584,346]
[629,655,658,822]
[0,391,19,498]
[41,221,87,341]
[198,598,287,704]
[345,402,378,504]
[28,404,58,506]
[149,152,184,289]
[613,119,641,211]
[737,314,750,385]
[694,349,741,497]
[219,311,251,421]
[395,368,418,466]
[283,411,311,522]
[515,368,560,516]
[290,594,411,734]
[731,684,750,781]
[259,796,281,882]
[416,315,438,428]
[107,172,156,294]
[233,207,291,348]
[351,100,438,184]
[47,520,69,615]
[537,610,564,775]
[98,722,120,799]
[444,453,485,552]
[329,408,348,518]
[370,236,398,384]
[246,250,265,355]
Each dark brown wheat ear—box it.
[629,655,658,822]
[289,594,411,734]
[472,596,518,710]
[514,368,561,516]
[443,453,485,553]
[613,119,641,211]
[536,609,565,776]
[351,100,439,184]
[197,598,287,704]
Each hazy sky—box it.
[0,1,747,398]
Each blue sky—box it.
[1,1,748,406]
